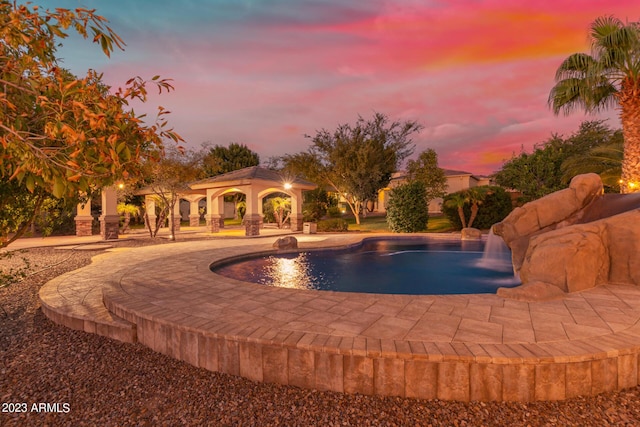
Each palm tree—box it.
[549,16,640,193]
[466,187,491,228]
[444,192,469,229]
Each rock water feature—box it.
[493,173,640,301]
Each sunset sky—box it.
[37,0,640,175]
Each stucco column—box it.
[74,198,93,236]
[99,186,119,240]
[289,189,304,231]
[189,200,201,227]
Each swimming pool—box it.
[213,238,520,295]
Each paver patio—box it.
[39,233,640,401]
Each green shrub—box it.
[317,218,348,232]
[326,206,343,218]
[442,186,513,230]
[386,181,429,232]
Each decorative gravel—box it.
[1,240,640,426]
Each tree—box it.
[494,137,567,203]
[494,120,623,202]
[0,2,182,247]
[444,192,469,229]
[282,112,421,224]
[561,124,623,192]
[549,15,640,193]
[443,187,488,229]
[302,187,336,222]
[0,180,47,245]
[386,181,429,233]
[142,147,201,240]
[117,202,140,234]
[406,149,447,204]
[202,142,260,177]
[270,196,291,229]
[442,186,512,230]
[466,187,491,228]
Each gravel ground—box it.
[1,240,640,426]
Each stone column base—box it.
[244,214,261,236]
[75,216,93,237]
[290,216,304,232]
[207,215,223,233]
[173,217,181,232]
[99,214,120,240]
[189,214,200,227]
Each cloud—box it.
[37,0,640,175]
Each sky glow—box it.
[37,0,640,175]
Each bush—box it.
[442,186,513,230]
[326,206,343,218]
[386,181,429,232]
[317,218,348,232]
[302,188,335,222]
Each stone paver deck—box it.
[39,233,640,402]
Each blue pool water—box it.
[213,238,520,295]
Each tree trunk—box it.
[0,192,45,249]
[121,212,131,234]
[457,206,467,229]
[169,196,176,241]
[618,81,640,193]
[468,203,479,228]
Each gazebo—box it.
[189,166,317,236]
[75,167,316,239]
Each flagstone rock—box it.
[495,173,640,300]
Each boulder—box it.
[501,208,640,300]
[493,173,603,273]
[461,227,482,240]
[519,225,609,293]
[273,236,298,250]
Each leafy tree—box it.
[386,181,429,233]
[282,112,421,224]
[202,142,260,177]
[444,192,469,229]
[270,197,291,229]
[141,147,201,240]
[561,124,623,192]
[0,180,47,245]
[549,16,640,193]
[0,2,182,247]
[443,186,513,230]
[494,136,567,203]
[302,187,336,222]
[494,120,623,202]
[406,149,447,204]
[117,203,140,234]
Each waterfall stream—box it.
[476,227,514,274]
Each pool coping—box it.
[39,233,640,401]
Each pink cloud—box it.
[54,0,640,176]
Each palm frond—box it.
[590,16,623,44]
[548,78,589,115]
[554,53,595,80]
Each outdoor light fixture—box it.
[284,182,292,190]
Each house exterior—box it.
[375,169,492,214]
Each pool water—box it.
[213,239,520,295]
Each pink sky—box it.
[42,0,640,175]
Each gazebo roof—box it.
[190,166,316,190]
